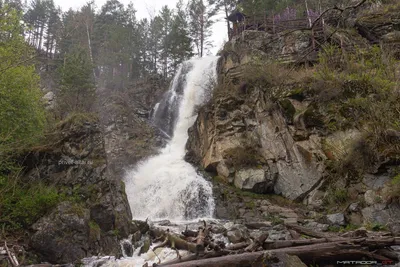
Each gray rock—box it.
[217,161,230,178]
[267,229,291,241]
[348,202,360,212]
[326,213,346,226]
[42,91,55,109]
[363,174,390,190]
[361,202,400,226]
[389,222,400,237]
[364,190,380,205]
[304,221,329,232]
[234,168,274,193]
[31,202,92,264]
[226,230,245,243]
[226,224,249,243]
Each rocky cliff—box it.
[21,114,132,263]
[187,2,400,233]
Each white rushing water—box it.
[124,56,218,221]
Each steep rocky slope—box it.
[20,114,132,263]
[187,3,400,234]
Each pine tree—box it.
[188,0,213,57]
[59,48,95,115]
[207,0,236,40]
[159,5,173,79]
[169,0,193,73]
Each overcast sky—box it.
[54,0,227,55]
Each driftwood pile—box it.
[142,222,400,267]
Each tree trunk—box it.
[224,0,231,41]
[304,0,312,27]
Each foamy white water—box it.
[124,56,218,221]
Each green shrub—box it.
[0,6,46,173]
[323,187,349,207]
[0,176,65,230]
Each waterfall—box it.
[124,56,218,220]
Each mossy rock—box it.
[279,99,296,124]
[303,106,324,129]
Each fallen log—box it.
[155,250,231,266]
[245,232,268,252]
[285,223,330,238]
[168,233,197,253]
[158,239,400,267]
[375,248,400,261]
[225,242,249,250]
[264,237,400,250]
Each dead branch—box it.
[310,0,368,30]
[4,242,18,267]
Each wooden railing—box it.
[234,16,324,35]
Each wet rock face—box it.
[23,117,132,263]
[95,79,168,179]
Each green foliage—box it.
[323,187,349,207]
[0,176,64,230]
[265,214,284,225]
[58,49,96,117]
[364,222,388,231]
[89,220,101,241]
[0,5,46,154]
[313,44,400,182]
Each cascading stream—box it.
[124,56,218,221]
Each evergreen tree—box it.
[159,5,173,79]
[169,0,193,73]
[188,0,213,57]
[59,48,95,115]
[207,0,236,40]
